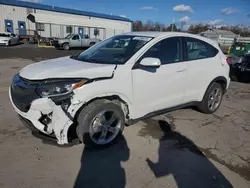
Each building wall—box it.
[0,4,35,33]
[0,4,132,39]
[34,9,132,38]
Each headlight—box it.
[2,40,8,42]
[36,79,87,97]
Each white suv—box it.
[9,32,230,148]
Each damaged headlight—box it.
[36,79,87,97]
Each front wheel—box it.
[197,82,224,114]
[62,43,70,50]
[6,40,11,46]
[76,100,125,148]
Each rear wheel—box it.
[76,100,125,148]
[197,82,224,114]
[63,43,70,50]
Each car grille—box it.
[11,75,40,112]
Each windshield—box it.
[0,33,10,37]
[75,35,153,64]
[65,34,73,39]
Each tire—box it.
[7,40,11,46]
[62,43,70,50]
[76,99,125,148]
[197,82,224,114]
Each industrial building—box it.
[0,0,132,40]
[199,29,237,40]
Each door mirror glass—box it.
[140,57,161,68]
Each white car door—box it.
[182,37,222,103]
[132,37,187,118]
[70,34,81,47]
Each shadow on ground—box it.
[73,135,130,188]
[141,119,233,188]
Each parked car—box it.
[0,32,19,46]
[53,34,100,50]
[229,54,250,82]
[229,37,250,57]
[9,32,230,148]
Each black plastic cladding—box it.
[11,75,40,112]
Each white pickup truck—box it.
[53,34,101,50]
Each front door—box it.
[78,27,84,39]
[18,21,26,35]
[70,34,81,47]
[132,37,187,118]
[5,20,14,33]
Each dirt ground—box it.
[0,45,250,188]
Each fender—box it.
[201,76,228,100]
[68,92,134,119]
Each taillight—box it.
[226,57,232,64]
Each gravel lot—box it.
[0,45,250,188]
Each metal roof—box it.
[27,13,128,29]
[0,0,132,22]
[201,29,236,36]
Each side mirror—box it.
[140,57,161,68]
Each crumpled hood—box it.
[19,56,116,80]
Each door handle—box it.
[176,68,186,73]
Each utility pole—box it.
[171,17,175,31]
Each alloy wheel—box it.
[89,110,121,145]
[208,87,222,111]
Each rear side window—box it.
[142,37,182,65]
[185,37,218,61]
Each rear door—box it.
[182,37,221,103]
[132,37,187,117]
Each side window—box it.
[142,37,181,65]
[66,26,73,34]
[185,37,218,61]
[72,35,80,40]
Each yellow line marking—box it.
[38,45,54,48]
[0,87,9,92]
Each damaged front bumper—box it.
[9,87,77,146]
